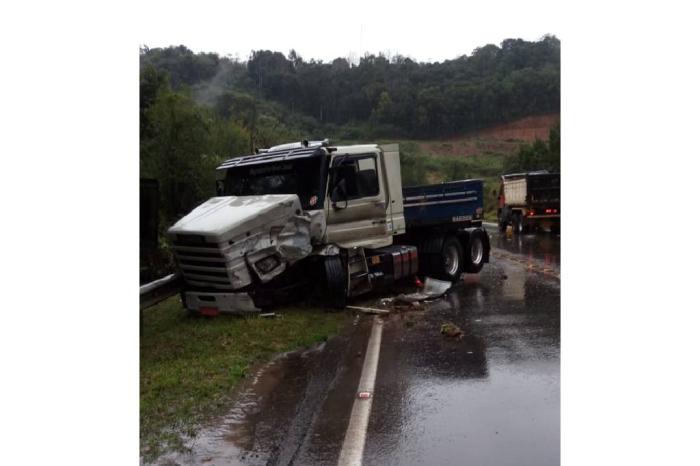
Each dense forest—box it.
[140,36,560,272]
[141,35,559,140]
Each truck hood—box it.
[167,195,326,289]
[168,194,304,242]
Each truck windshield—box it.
[222,158,325,210]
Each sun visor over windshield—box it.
[217,145,326,170]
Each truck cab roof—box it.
[332,144,380,154]
[216,140,381,170]
[502,170,553,179]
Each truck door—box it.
[325,152,390,246]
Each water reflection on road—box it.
[363,231,560,466]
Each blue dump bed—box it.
[402,179,484,229]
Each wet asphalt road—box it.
[153,230,560,466]
[364,233,560,466]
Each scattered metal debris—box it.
[346,305,390,315]
[259,312,278,318]
[440,322,464,339]
[395,277,452,303]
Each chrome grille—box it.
[172,241,233,290]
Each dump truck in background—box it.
[497,171,560,234]
[167,140,490,314]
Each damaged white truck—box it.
[167,140,490,314]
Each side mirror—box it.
[331,179,348,209]
[216,180,224,196]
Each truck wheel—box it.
[323,255,347,309]
[512,213,523,235]
[497,209,507,232]
[464,231,486,273]
[439,236,464,281]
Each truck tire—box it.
[497,209,507,232]
[464,230,486,273]
[323,255,347,309]
[512,213,523,235]
[438,236,464,282]
[418,236,442,277]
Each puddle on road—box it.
[363,251,561,466]
[152,345,325,466]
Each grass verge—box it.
[140,296,350,460]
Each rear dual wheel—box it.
[429,232,487,281]
[464,231,485,273]
[441,236,464,281]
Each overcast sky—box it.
[140,1,561,63]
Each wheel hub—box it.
[471,237,483,264]
[444,245,460,276]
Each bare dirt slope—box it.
[420,113,560,158]
[475,113,560,141]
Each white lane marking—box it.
[337,316,384,466]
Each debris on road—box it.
[259,312,278,318]
[440,322,464,339]
[424,277,453,296]
[395,277,452,303]
[346,305,390,315]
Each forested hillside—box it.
[141,36,559,140]
[140,36,560,266]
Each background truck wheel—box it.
[497,209,507,232]
[439,236,464,281]
[464,230,486,273]
[512,213,523,235]
[323,255,347,309]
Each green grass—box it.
[140,296,350,460]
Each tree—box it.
[508,124,561,173]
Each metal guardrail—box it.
[140,273,183,310]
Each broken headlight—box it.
[255,255,281,274]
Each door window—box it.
[331,155,379,200]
